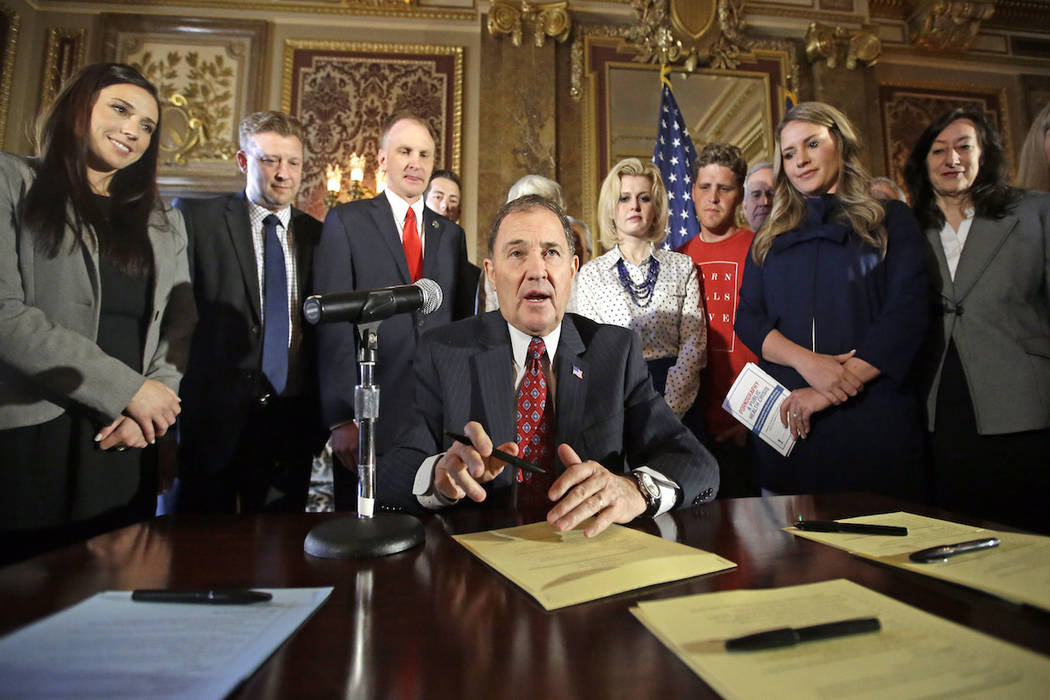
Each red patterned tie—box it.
[403,206,423,282]
[516,337,554,508]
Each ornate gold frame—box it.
[41,28,87,110]
[49,0,475,22]
[877,79,1013,183]
[98,14,269,195]
[281,39,464,176]
[0,5,19,150]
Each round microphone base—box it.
[303,512,425,559]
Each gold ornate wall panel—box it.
[99,14,269,194]
[879,81,1011,192]
[41,28,86,111]
[0,4,18,150]
[282,40,463,222]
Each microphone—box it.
[302,278,442,325]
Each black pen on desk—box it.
[795,518,908,536]
[444,431,547,475]
[131,589,273,605]
[725,617,881,652]
[909,537,1000,563]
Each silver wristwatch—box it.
[632,471,661,517]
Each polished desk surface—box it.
[1,494,1048,698]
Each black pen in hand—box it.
[444,431,547,475]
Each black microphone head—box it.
[414,278,443,315]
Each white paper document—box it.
[723,362,796,456]
[0,587,333,699]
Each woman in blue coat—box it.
[735,102,929,498]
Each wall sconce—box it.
[346,152,369,202]
[325,164,342,210]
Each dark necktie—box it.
[403,206,423,282]
[261,213,289,395]
[516,337,554,508]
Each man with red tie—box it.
[378,196,719,536]
[314,111,471,510]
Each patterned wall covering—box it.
[283,40,463,222]
[879,82,1010,193]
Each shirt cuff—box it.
[413,453,459,510]
[634,466,679,516]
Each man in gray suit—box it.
[380,195,718,536]
[174,111,325,514]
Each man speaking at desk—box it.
[380,195,718,535]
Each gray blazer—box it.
[923,189,1050,434]
[0,153,196,429]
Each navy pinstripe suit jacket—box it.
[378,311,719,511]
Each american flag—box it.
[652,74,700,250]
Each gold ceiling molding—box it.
[805,22,881,69]
[40,0,475,21]
[908,0,996,51]
[625,0,798,77]
[487,0,572,47]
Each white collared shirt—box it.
[384,188,427,251]
[938,207,976,281]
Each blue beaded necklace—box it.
[616,255,660,307]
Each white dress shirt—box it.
[384,188,427,251]
[937,207,976,280]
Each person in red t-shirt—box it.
[677,143,759,497]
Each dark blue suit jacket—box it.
[378,311,719,512]
[313,193,471,454]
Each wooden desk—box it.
[1,494,1047,698]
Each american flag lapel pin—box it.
[431,220,438,228]
[572,366,584,380]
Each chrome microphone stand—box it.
[304,315,425,559]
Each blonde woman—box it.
[571,158,706,420]
[735,103,929,498]
[1016,102,1050,191]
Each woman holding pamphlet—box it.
[905,108,1050,533]
[735,102,929,499]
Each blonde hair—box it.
[753,102,886,265]
[1016,102,1050,191]
[596,158,669,249]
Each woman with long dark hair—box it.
[905,108,1050,533]
[735,102,929,498]
[0,63,195,563]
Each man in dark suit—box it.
[380,195,719,536]
[174,111,325,514]
[314,111,471,510]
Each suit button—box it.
[258,393,271,407]
[417,319,425,327]
[250,325,260,335]
[244,369,255,380]
[692,488,714,505]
